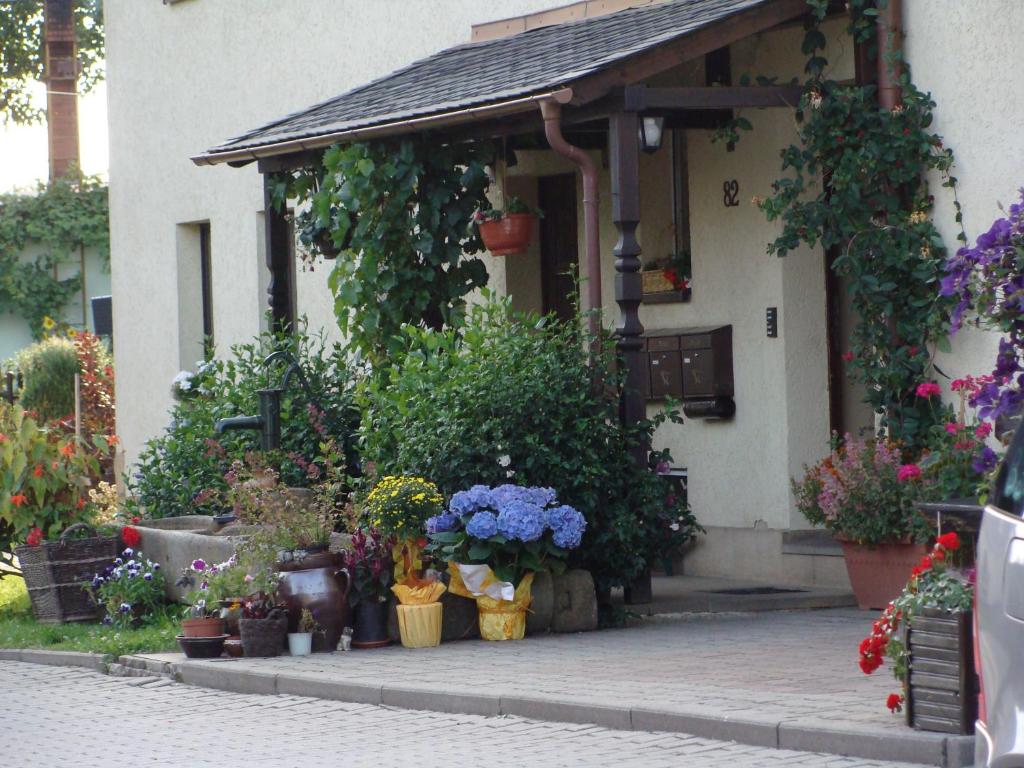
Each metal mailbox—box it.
[644,325,734,419]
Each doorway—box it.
[538,174,580,322]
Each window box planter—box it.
[641,269,690,304]
[904,607,978,735]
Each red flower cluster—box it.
[25,527,44,547]
[121,525,141,548]
[859,602,900,674]
[886,693,904,713]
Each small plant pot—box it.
[352,600,390,649]
[223,635,243,658]
[288,632,313,657]
[239,611,288,657]
[219,598,244,636]
[181,616,225,638]
[396,603,443,648]
[478,213,535,256]
[177,634,228,659]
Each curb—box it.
[2,650,974,767]
[151,658,972,768]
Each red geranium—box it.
[886,693,904,713]
[25,527,44,547]
[121,525,141,548]
[936,532,960,551]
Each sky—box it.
[0,80,109,192]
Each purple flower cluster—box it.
[465,511,498,539]
[941,189,1024,421]
[547,505,587,549]
[496,500,546,542]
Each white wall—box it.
[106,0,579,468]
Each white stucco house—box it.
[105,0,1021,587]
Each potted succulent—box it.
[426,483,586,641]
[341,528,394,648]
[288,608,317,657]
[793,434,932,610]
[473,196,540,256]
[857,532,976,733]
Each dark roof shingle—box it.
[199,0,775,160]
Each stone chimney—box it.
[44,0,81,181]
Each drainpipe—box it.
[876,0,903,110]
[539,99,601,335]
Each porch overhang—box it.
[191,0,809,167]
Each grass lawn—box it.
[0,575,179,657]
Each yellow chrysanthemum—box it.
[41,316,56,330]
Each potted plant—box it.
[641,251,692,299]
[88,547,165,628]
[238,591,288,657]
[361,474,444,582]
[857,532,976,733]
[426,483,587,641]
[473,196,539,256]
[341,528,394,648]
[793,434,932,610]
[288,608,317,656]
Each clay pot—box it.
[181,616,225,638]
[352,599,390,649]
[478,213,535,256]
[277,566,351,651]
[840,539,929,610]
[177,634,228,658]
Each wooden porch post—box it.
[262,174,295,333]
[608,110,646,464]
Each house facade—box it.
[106,0,1021,587]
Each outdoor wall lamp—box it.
[638,115,665,153]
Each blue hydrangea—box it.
[426,511,461,534]
[496,501,546,542]
[465,511,498,539]
[449,485,493,515]
[547,505,587,550]
[489,484,526,509]
[521,486,557,507]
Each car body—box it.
[976,424,1024,767]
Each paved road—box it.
[3,661,930,768]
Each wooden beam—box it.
[262,175,295,333]
[638,85,804,110]
[570,0,810,105]
[257,149,324,174]
[608,110,646,461]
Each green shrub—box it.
[359,296,701,590]
[128,321,359,519]
[14,336,78,422]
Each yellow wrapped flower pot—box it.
[449,564,534,642]
[396,602,443,648]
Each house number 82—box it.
[723,180,740,207]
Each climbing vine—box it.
[755,0,961,451]
[0,175,109,337]
[272,137,493,363]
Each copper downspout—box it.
[539,98,601,334]
[876,0,903,110]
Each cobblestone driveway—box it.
[3,661,931,768]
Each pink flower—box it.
[841,352,854,363]
[915,382,941,398]
[976,422,993,439]
[897,464,922,482]
[944,422,959,435]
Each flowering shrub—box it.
[942,190,1024,427]
[858,533,972,713]
[793,435,930,545]
[89,548,166,629]
[362,475,444,539]
[426,484,586,586]
[341,529,395,606]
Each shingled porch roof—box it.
[192,0,807,166]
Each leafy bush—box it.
[128,322,359,519]
[14,336,78,422]
[359,296,701,590]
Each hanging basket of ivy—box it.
[473,198,540,256]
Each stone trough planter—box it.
[134,517,249,601]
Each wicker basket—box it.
[15,523,120,624]
[239,610,288,657]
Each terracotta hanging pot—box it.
[478,213,536,256]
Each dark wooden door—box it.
[538,174,579,321]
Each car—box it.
[975,423,1024,767]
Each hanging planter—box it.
[473,197,541,256]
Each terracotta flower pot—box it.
[840,539,928,610]
[181,616,226,638]
[478,213,535,256]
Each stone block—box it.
[526,570,553,635]
[136,527,241,601]
[550,569,597,633]
[440,591,479,641]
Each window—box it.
[199,221,213,351]
[671,128,693,285]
